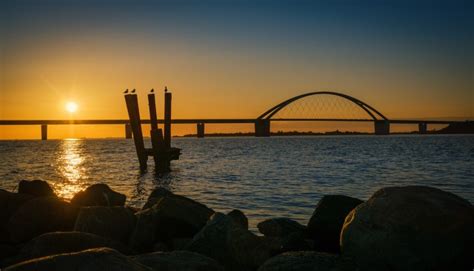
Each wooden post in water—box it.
[164,89,172,149]
[125,94,148,171]
[148,91,168,170]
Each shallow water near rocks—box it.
[1,135,473,230]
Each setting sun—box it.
[66,102,78,113]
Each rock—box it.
[5,231,129,266]
[3,247,151,271]
[130,194,214,252]
[340,186,474,271]
[7,197,79,243]
[71,183,126,207]
[307,195,363,252]
[258,251,354,271]
[152,242,169,252]
[142,187,173,210]
[18,180,56,198]
[186,213,279,271]
[0,190,33,243]
[227,209,248,230]
[171,238,192,250]
[279,232,312,253]
[74,206,136,243]
[0,244,19,265]
[133,250,225,271]
[258,218,306,238]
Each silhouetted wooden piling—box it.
[148,93,158,131]
[125,94,147,171]
[197,123,205,138]
[164,91,172,149]
[125,123,132,139]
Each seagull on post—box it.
[164,86,168,93]
[123,89,129,94]
[150,88,154,93]
[131,89,136,93]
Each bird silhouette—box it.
[150,88,154,93]
[131,89,136,93]
[123,89,129,94]
[164,86,168,93]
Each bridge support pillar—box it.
[125,123,132,139]
[374,120,390,135]
[418,122,427,134]
[197,123,205,138]
[41,124,47,140]
[255,119,270,137]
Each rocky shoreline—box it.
[1,180,472,270]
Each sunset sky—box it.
[1,0,473,139]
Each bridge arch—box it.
[257,91,388,121]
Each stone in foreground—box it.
[258,251,353,271]
[4,247,151,271]
[7,197,78,243]
[130,193,214,252]
[0,189,33,243]
[186,212,279,271]
[307,195,363,253]
[227,209,248,230]
[133,250,225,271]
[71,183,126,207]
[340,186,474,271]
[18,180,56,198]
[257,217,306,237]
[6,231,129,266]
[74,206,136,243]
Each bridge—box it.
[0,91,468,139]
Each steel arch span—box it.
[257,91,388,121]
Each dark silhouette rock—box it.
[227,209,248,230]
[130,194,214,252]
[7,197,79,243]
[3,247,151,271]
[258,251,354,271]
[5,231,129,266]
[133,250,225,271]
[340,186,474,271]
[71,183,126,207]
[278,232,312,253]
[74,206,136,244]
[171,238,192,250]
[0,244,18,266]
[257,218,306,237]
[18,180,56,198]
[0,190,33,243]
[307,195,363,253]
[142,187,173,210]
[186,213,279,271]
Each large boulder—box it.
[74,206,136,243]
[5,231,129,266]
[142,187,173,210]
[227,209,248,230]
[307,195,363,252]
[130,194,214,252]
[258,251,354,271]
[3,247,151,271]
[0,190,33,243]
[133,250,225,271]
[18,180,56,198]
[257,218,306,237]
[186,213,280,271]
[340,186,474,271]
[71,183,126,207]
[7,197,79,243]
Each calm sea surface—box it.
[1,135,473,229]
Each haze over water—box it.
[1,135,472,230]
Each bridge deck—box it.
[0,119,466,125]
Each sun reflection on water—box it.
[54,139,88,199]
